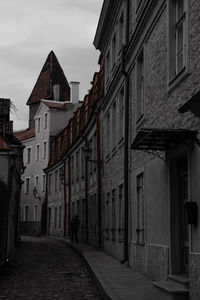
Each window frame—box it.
[168,0,189,89]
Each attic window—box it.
[53,84,60,101]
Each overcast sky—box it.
[0,0,103,130]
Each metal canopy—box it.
[179,90,200,117]
[131,128,198,151]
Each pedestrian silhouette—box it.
[70,215,80,243]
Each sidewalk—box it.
[56,238,168,300]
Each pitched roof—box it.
[14,128,35,141]
[26,51,70,105]
[0,135,10,151]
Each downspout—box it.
[123,0,130,263]
[85,139,89,242]
[5,165,13,262]
[68,157,71,236]
[96,112,102,248]
[45,173,49,234]
[63,160,67,237]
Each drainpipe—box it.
[85,139,89,242]
[68,157,71,236]
[96,112,102,248]
[123,0,130,264]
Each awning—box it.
[131,128,198,151]
[179,90,200,117]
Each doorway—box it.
[170,153,189,274]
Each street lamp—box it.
[33,187,41,200]
[83,146,102,164]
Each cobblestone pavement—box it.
[0,236,103,300]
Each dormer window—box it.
[53,84,60,101]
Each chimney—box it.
[70,81,80,103]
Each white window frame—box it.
[34,205,38,222]
[44,112,48,129]
[37,117,41,133]
[25,177,30,194]
[24,205,29,222]
[42,174,46,192]
[168,0,189,88]
[35,175,39,192]
[43,141,47,159]
[36,144,40,161]
[136,170,145,245]
[26,147,31,164]
[136,48,145,122]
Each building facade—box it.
[15,51,80,236]
[45,56,104,248]
[94,0,200,299]
[0,98,24,264]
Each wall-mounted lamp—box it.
[83,146,102,164]
[59,167,65,185]
[33,187,41,200]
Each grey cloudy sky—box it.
[0,0,103,130]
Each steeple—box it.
[27,51,71,128]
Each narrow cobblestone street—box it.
[0,236,103,300]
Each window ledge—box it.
[119,137,124,148]
[136,242,145,246]
[136,115,145,131]
[105,154,111,162]
[168,68,189,94]
[112,146,117,156]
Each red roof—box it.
[0,135,10,151]
[26,51,70,105]
[41,100,68,110]
[14,128,35,141]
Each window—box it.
[119,11,124,50]
[168,0,187,82]
[112,189,116,241]
[112,33,117,69]
[106,112,111,156]
[42,174,46,192]
[36,144,40,161]
[37,117,41,133]
[54,207,57,228]
[49,173,52,195]
[43,141,47,159]
[35,175,39,191]
[59,206,62,229]
[76,151,80,181]
[136,173,145,244]
[24,206,29,222]
[44,113,47,129]
[71,155,75,183]
[106,50,110,84]
[25,177,30,194]
[26,147,31,164]
[136,0,143,11]
[119,87,124,141]
[112,101,116,150]
[55,170,58,192]
[119,184,124,241]
[34,205,38,222]
[81,147,85,178]
[136,49,144,121]
[105,193,110,240]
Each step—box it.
[167,274,189,289]
[153,281,189,300]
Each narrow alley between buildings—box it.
[0,236,103,300]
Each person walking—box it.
[70,215,80,243]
